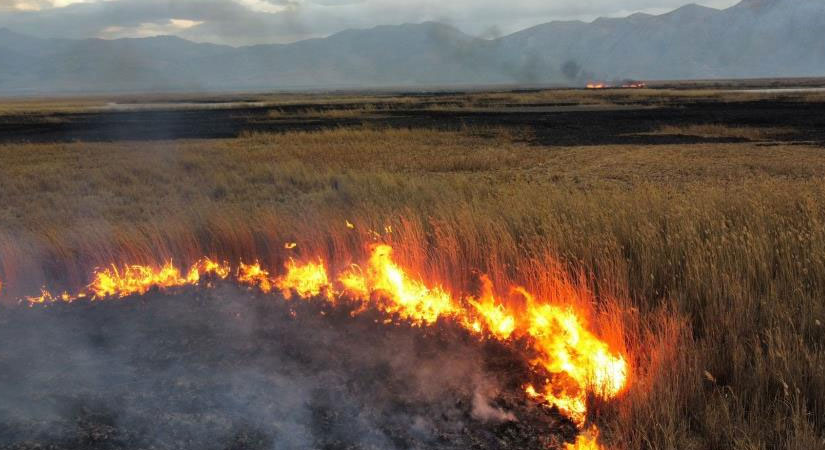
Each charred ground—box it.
[0,285,574,450]
[1,89,825,147]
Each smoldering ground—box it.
[0,285,574,450]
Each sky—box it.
[0,0,742,46]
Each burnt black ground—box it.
[0,286,574,450]
[1,98,824,147]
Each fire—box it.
[187,258,231,282]
[90,261,191,298]
[275,259,330,299]
[25,288,71,305]
[467,276,516,339]
[238,261,273,293]
[526,301,627,423]
[621,82,646,89]
[565,426,603,450]
[9,241,627,449]
[586,81,646,89]
[338,244,456,325]
[88,258,231,299]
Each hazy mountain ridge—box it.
[0,0,823,93]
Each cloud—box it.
[1,0,101,11]
[99,18,204,40]
[0,0,742,46]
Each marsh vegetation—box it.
[1,89,824,449]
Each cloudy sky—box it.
[0,0,741,46]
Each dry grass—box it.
[0,97,109,115]
[1,123,824,449]
[4,87,822,118]
[267,104,396,118]
[652,124,796,140]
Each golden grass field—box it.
[1,89,824,449]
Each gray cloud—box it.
[0,0,741,46]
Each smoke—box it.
[0,285,566,449]
[471,389,517,423]
[560,59,595,85]
[425,22,553,84]
[561,60,582,81]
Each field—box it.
[1,88,824,450]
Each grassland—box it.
[3,86,825,116]
[1,89,824,449]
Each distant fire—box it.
[586,83,610,89]
[586,80,646,89]
[4,237,628,449]
[621,81,647,89]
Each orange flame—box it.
[187,258,232,283]
[526,301,627,425]
[467,276,516,339]
[275,259,330,299]
[88,258,231,299]
[25,288,70,305]
[237,261,273,293]
[90,261,189,298]
[621,82,647,89]
[338,244,456,325]
[13,242,627,448]
[565,425,604,450]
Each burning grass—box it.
[1,118,825,449]
[14,240,630,449]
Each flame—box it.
[565,426,604,450]
[88,258,231,299]
[526,300,627,424]
[12,242,627,448]
[586,81,645,89]
[339,244,456,325]
[621,81,647,89]
[25,288,65,305]
[187,258,231,283]
[467,276,516,339]
[89,261,189,298]
[275,259,330,299]
[237,261,273,293]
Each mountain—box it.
[0,0,823,93]
[499,0,825,81]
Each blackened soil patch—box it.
[0,286,574,450]
[1,99,823,147]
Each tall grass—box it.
[1,126,824,449]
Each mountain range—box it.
[0,0,823,94]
